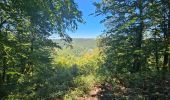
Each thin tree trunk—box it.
[1,31,7,82]
[133,0,144,72]
[28,32,35,75]
[161,3,168,72]
[154,30,159,71]
[168,5,170,71]
[2,56,7,82]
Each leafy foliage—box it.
[1,0,170,99]
[0,0,83,99]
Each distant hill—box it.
[53,38,97,56]
[53,38,97,49]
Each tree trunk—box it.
[28,32,35,75]
[1,30,7,82]
[168,5,170,71]
[162,3,170,72]
[154,29,159,71]
[2,56,7,82]
[133,0,144,72]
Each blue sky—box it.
[51,0,105,38]
[69,0,104,38]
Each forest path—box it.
[76,74,170,100]
[76,83,114,100]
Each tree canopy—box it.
[0,0,83,98]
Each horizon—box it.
[51,37,97,39]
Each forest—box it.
[0,0,170,99]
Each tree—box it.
[160,0,170,71]
[0,0,83,98]
[94,0,170,73]
[94,0,151,72]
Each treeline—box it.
[93,0,170,99]
[0,0,82,98]
[95,0,170,73]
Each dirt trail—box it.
[76,75,170,100]
[76,83,113,100]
